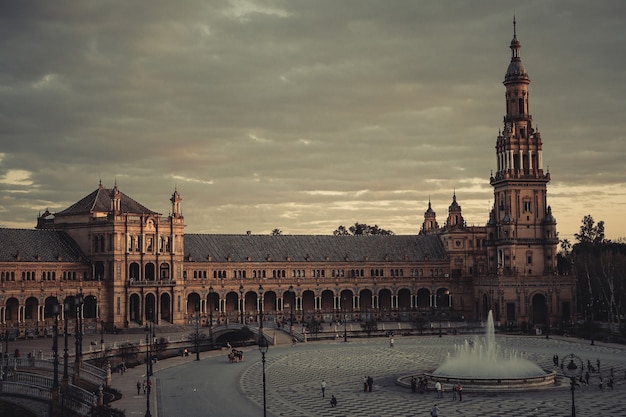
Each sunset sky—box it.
[1,0,625,243]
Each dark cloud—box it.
[1,0,625,241]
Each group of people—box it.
[410,376,430,394]
[556,354,618,391]
[320,380,337,408]
[434,381,462,401]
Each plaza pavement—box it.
[9,328,626,416]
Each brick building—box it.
[0,26,576,339]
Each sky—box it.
[1,0,625,243]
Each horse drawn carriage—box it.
[228,349,244,363]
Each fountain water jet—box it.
[432,310,545,379]
[407,310,556,391]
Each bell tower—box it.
[488,19,558,278]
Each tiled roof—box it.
[56,187,158,216]
[0,229,89,263]
[184,234,447,263]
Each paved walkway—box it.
[235,335,626,417]
[9,330,626,416]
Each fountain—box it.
[400,310,556,391]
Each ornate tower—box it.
[482,20,565,327]
[488,19,558,278]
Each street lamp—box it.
[239,285,245,325]
[208,286,214,348]
[258,285,264,333]
[342,296,347,343]
[195,302,200,361]
[62,300,70,384]
[258,335,269,417]
[562,353,582,417]
[288,285,295,336]
[51,302,60,417]
[74,292,84,372]
[52,302,60,388]
[145,313,153,417]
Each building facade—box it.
[0,27,576,339]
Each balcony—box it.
[129,279,177,287]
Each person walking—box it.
[330,395,337,407]
[321,380,326,398]
[451,384,457,400]
[457,383,463,401]
[430,404,440,417]
[363,376,368,392]
[435,381,442,398]
[136,381,141,395]
[390,336,394,347]
[367,376,373,392]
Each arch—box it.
[145,262,156,281]
[263,291,277,313]
[24,296,38,321]
[340,289,353,311]
[416,288,430,308]
[225,291,238,312]
[378,288,392,311]
[94,261,105,280]
[129,293,141,323]
[43,296,60,319]
[531,293,548,326]
[187,293,201,316]
[302,290,315,312]
[207,291,219,317]
[398,288,411,311]
[481,293,490,321]
[83,295,97,319]
[6,297,19,323]
[320,290,334,310]
[159,262,170,280]
[160,293,171,322]
[129,262,140,280]
[359,289,373,309]
[243,291,258,314]
[145,293,156,321]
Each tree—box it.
[305,319,321,340]
[117,342,139,365]
[271,229,283,236]
[333,222,394,236]
[572,215,626,333]
[574,215,606,245]
[412,316,428,335]
[153,337,169,359]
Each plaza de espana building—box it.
[0,27,576,340]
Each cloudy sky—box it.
[1,0,625,242]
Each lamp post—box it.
[258,285,264,333]
[195,302,200,361]
[239,285,245,325]
[208,286,214,348]
[51,302,60,417]
[258,335,269,417]
[288,285,295,336]
[52,303,60,388]
[74,292,84,377]
[145,312,153,417]
[562,353,582,417]
[62,300,70,384]
[342,296,347,343]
